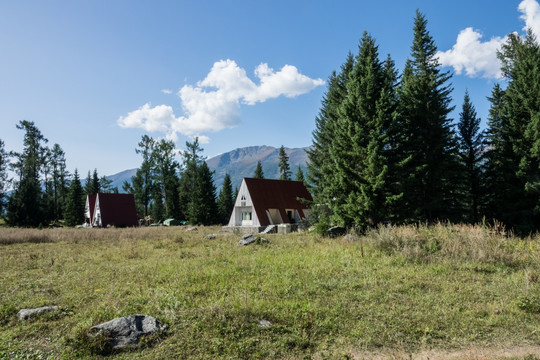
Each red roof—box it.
[244,178,312,226]
[94,193,139,227]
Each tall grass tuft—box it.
[366,223,535,266]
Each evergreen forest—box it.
[307,11,540,234]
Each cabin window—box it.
[242,211,252,221]
[240,195,246,206]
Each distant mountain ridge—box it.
[109,145,310,192]
[207,145,310,190]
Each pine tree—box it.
[458,91,484,224]
[394,11,458,224]
[0,139,10,216]
[253,161,264,179]
[483,84,513,223]
[126,135,155,218]
[84,169,100,195]
[457,91,484,223]
[307,54,354,229]
[64,169,85,226]
[49,144,69,222]
[178,138,204,220]
[295,165,305,183]
[152,139,180,220]
[278,146,291,180]
[217,173,234,224]
[7,120,49,227]
[325,32,396,229]
[496,30,540,232]
[188,162,217,225]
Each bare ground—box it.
[351,345,540,359]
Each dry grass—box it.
[1,224,540,359]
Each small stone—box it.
[258,319,272,328]
[89,314,166,350]
[205,234,217,239]
[186,227,198,232]
[18,306,59,321]
[238,234,257,246]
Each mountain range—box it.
[107,145,310,192]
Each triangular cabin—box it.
[85,193,139,227]
[226,178,312,233]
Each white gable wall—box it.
[92,195,102,227]
[227,179,261,227]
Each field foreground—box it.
[1,224,540,359]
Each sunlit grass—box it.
[1,224,539,359]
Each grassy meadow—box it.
[1,224,540,359]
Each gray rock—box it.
[238,234,257,246]
[328,226,346,238]
[186,227,198,232]
[18,306,59,321]
[205,234,217,239]
[238,234,270,246]
[258,319,272,328]
[89,314,166,350]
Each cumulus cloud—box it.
[118,59,324,142]
[436,28,505,79]
[436,0,540,79]
[519,0,540,38]
[161,89,172,94]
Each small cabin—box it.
[85,193,139,227]
[226,178,312,233]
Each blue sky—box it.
[1,0,539,176]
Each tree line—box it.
[0,123,297,227]
[0,121,118,227]
[307,11,540,234]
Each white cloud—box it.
[436,0,540,79]
[118,103,176,133]
[161,89,172,94]
[436,28,505,79]
[118,59,324,142]
[519,0,540,38]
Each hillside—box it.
[207,145,309,190]
[109,145,310,191]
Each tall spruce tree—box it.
[457,91,484,223]
[178,138,204,220]
[49,144,69,222]
[84,169,100,195]
[325,32,396,229]
[7,120,48,227]
[483,84,514,223]
[188,162,217,225]
[278,146,291,180]
[0,139,10,216]
[253,161,264,179]
[217,173,234,224]
[394,11,458,224]
[64,169,85,226]
[496,30,540,232]
[307,54,354,228]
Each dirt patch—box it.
[352,345,540,359]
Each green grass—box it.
[1,224,540,359]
